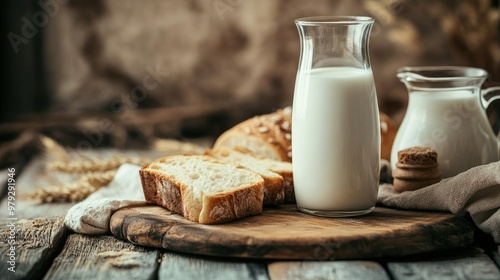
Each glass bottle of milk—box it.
[292,16,380,217]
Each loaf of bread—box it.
[207,147,294,204]
[140,155,265,224]
[213,107,292,162]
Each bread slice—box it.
[261,156,295,203]
[207,147,287,205]
[140,155,264,224]
[213,107,292,162]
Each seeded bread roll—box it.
[213,107,292,162]
[140,155,265,224]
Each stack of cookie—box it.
[392,146,441,193]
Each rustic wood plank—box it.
[0,217,67,280]
[268,261,390,280]
[158,252,269,280]
[43,234,159,280]
[386,247,500,280]
[111,204,474,260]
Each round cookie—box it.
[392,146,441,193]
[397,146,438,166]
[392,165,441,180]
[393,177,441,193]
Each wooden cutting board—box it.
[110,205,474,260]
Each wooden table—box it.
[1,154,500,280]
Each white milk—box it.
[292,67,380,211]
[391,90,498,178]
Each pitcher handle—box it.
[481,86,500,109]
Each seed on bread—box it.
[280,121,290,131]
[258,126,269,133]
[282,106,292,116]
[268,114,282,123]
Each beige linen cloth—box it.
[378,160,500,243]
[65,161,500,243]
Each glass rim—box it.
[397,66,488,82]
[294,16,374,25]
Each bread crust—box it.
[200,183,263,224]
[140,166,183,214]
[268,167,294,203]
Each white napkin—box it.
[64,164,146,235]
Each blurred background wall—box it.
[1,0,499,148]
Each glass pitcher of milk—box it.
[391,66,500,178]
[292,16,380,217]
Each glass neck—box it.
[295,16,374,70]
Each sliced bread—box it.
[207,147,285,205]
[140,155,264,224]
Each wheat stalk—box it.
[39,134,71,163]
[32,136,204,203]
[32,135,151,203]
[28,171,116,203]
[47,155,149,173]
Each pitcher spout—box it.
[396,66,488,91]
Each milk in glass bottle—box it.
[292,16,380,217]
